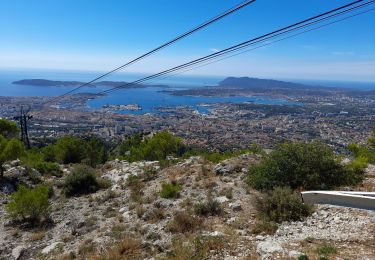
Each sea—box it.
[0,69,374,115]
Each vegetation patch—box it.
[6,185,50,224]
[168,211,204,233]
[194,199,223,217]
[256,187,313,223]
[89,238,144,260]
[63,165,101,196]
[248,141,363,190]
[316,242,337,256]
[160,182,182,199]
[118,131,185,162]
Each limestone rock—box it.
[41,242,63,255]
[11,246,25,260]
[256,240,283,255]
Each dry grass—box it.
[29,231,46,241]
[147,207,166,223]
[291,239,375,260]
[168,211,204,233]
[88,238,144,260]
[166,234,228,260]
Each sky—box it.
[0,0,375,81]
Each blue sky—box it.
[0,0,374,81]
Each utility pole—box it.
[13,106,33,149]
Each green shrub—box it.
[0,136,25,178]
[63,165,100,196]
[297,255,309,260]
[160,182,182,199]
[54,136,86,164]
[6,185,50,223]
[194,199,223,216]
[252,220,278,235]
[317,242,337,256]
[342,156,367,185]
[83,136,107,167]
[348,129,375,163]
[22,150,61,176]
[0,119,19,139]
[256,187,313,223]
[248,141,360,190]
[35,161,61,175]
[184,147,256,163]
[121,131,186,162]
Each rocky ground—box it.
[0,155,374,260]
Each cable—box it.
[146,7,375,83]
[42,0,256,105]
[97,0,374,95]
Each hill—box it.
[219,77,312,90]
[12,79,167,88]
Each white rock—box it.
[119,207,128,213]
[204,231,225,237]
[12,246,24,260]
[229,202,242,211]
[256,240,283,255]
[41,242,63,254]
[288,250,303,258]
[216,196,229,203]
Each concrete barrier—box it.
[301,191,375,211]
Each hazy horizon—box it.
[1,0,374,81]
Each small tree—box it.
[0,136,25,178]
[127,131,185,162]
[0,119,19,139]
[84,136,107,167]
[6,185,50,223]
[54,136,85,164]
[248,141,357,190]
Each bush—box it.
[83,136,107,167]
[63,165,100,196]
[248,141,359,190]
[168,211,204,233]
[297,255,309,260]
[160,182,182,199]
[0,136,25,178]
[194,199,223,217]
[122,131,186,162]
[256,187,313,223]
[6,185,50,223]
[342,156,367,185]
[22,150,61,176]
[252,220,278,235]
[184,147,256,164]
[0,119,19,139]
[317,242,337,256]
[127,175,145,202]
[54,136,86,164]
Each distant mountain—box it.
[13,79,88,87]
[12,79,167,89]
[219,77,314,90]
[167,76,356,97]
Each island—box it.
[12,79,168,89]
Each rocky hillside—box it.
[0,155,374,260]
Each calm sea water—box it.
[1,69,373,115]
